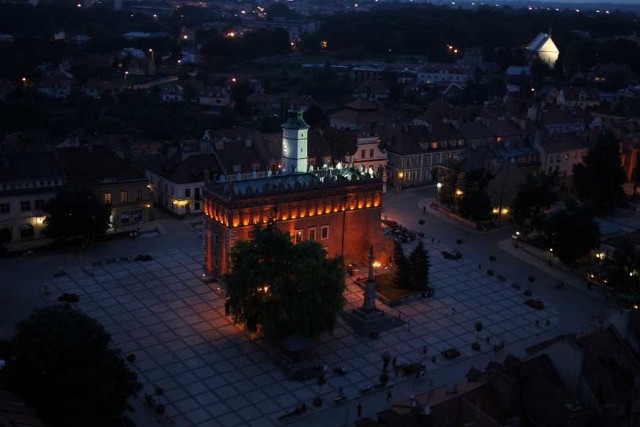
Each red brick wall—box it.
[203,181,391,277]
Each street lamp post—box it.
[548,248,553,266]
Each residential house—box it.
[353,80,390,103]
[329,99,386,131]
[37,70,74,99]
[417,63,471,86]
[360,352,595,427]
[0,151,65,249]
[246,91,276,116]
[485,119,521,146]
[539,106,587,135]
[160,84,184,103]
[351,64,385,82]
[199,86,232,109]
[146,150,222,216]
[532,131,592,179]
[588,63,639,87]
[459,122,495,149]
[526,327,640,426]
[127,56,154,76]
[56,145,153,228]
[81,79,114,99]
[382,124,465,188]
[557,87,600,109]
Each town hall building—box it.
[202,110,390,277]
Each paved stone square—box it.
[45,240,559,426]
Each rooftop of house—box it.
[246,91,274,104]
[576,326,640,408]
[459,122,495,140]
[149,153,223,184]
[538,133,592,153]
[560,87,600,102]
[354,80,390,94]
[486,119,521,138]
[0,151,64,182]
[56,145,146,186]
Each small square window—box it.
[20,201,31,212]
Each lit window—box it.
[104,192,112,204]
[295,230,303,243]
[321,225,329,240]
[121,191,128,203]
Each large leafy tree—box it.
[3,304,140,427]
[458,168,493,222]
[544,202,600,266]
[407,241,430,291]
[510,173,557,234]
[573,131,626,212]
[44,187,111,242]
[224,223,345,340]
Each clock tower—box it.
[281,108,309,174]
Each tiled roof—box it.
[576,327,640,408]
[486,119,520,137]
[0,151,63,181]
[151,154,223,184]
[460,122,494,140]
[56,145,146,185]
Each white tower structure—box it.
[281,108,309,174]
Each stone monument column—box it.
[363,246,376,313]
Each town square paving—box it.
[43,235,559,427]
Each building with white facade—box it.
[527,32,560,68]
[0,151,65,248]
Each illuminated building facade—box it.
[202,110,389,276]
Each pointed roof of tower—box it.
[281,108,309,131]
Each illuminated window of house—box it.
[321,225,329,240]
[295,230,303,243]
[121,191,128,203]
[104,192,112,204]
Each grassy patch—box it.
[374,273,416,300]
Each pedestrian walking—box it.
[423,205,426,214]
[478,264,482,269]
[535,319,539,327]
[387,389,392,401]
[451,307,455,316]
[422,346,427,355]
[357,403,363,417]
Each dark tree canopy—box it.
[510,173,557,233]
[458,168,493,222]
[544,203,600,266]
[224,223,345,340]
[44,187,111,242]
[573,131,626,213]
[407,241,430,291]
[3,305,140,427]
[393,240,409,288]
